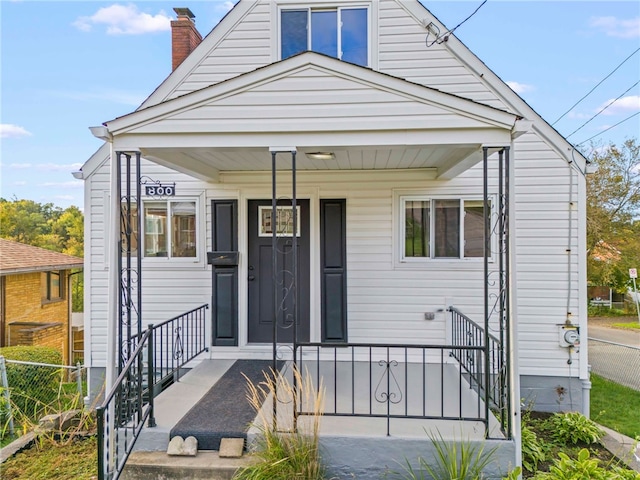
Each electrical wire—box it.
[426,0,487,47]
[566,80,640,138]
[551,47,640,125]
[576,111,640,146]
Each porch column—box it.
[483,145,512,439]
[269,146,299,430]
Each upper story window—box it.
[281,7,369,67]
[402,197,490,261]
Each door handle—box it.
[248,275,255,281]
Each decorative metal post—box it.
[269,147,299,432]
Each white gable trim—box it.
[80,142,110,179]
[399,0,588,169]
[107,52,517,136]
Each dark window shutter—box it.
[210,200,238,346]
[320,199,347,342]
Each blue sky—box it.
[1,1,639,209]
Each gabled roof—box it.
[105,51,518,136]
[402,1,588,167]
[0,239,83,275]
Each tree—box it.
[0,197,85,310]
[586,138,640,291]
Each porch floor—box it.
[135,357,503,452]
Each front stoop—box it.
[121,451,256,480]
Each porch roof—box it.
[101,52,523,181]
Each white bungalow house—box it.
[79,1,589,477]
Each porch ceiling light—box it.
[306,152,335,161]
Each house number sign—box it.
[145,184,176,196]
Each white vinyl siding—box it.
[154,0,507,112]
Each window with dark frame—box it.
[41,271,63,302]
[281,7,368,66]
[403,198,490,260]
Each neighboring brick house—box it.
[0,239,83,365]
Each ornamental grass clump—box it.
[390,430,498,480]
[233,365,326,480]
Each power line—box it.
[551,47,640,125]
[576,111,640,146]
[426,0,487,47]
[566,80,640,138]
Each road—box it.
[587,321,640,391]
[588,324,640,347]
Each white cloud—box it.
[597,95,640,116]
[13,181,27,186]
[54,88,146,107]
[506,81,534,94]
[37,163,84,172]
[589,16,640,39]
[39,181,83,188]
[54,195,75,201]
[8,163,32,169]
[567,111,590,120]
[0,124,32,139]
[73,4,171,35]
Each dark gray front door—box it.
[247,199,310,343]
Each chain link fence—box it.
[0,356,87,437]
[588,338,640,391]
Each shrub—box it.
[547,412,604,445]
[0,346,64,426]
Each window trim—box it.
[41,270,64,304]
[397,194,495,264]
[277,2,373,67]
[140,198,200,261]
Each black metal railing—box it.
[294,342,487,437]
[449,307,508,437]
[148,305,208,396]
[97,303,208,480]
[97,329,152,480]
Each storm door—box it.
[247,199,310,343]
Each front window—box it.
[402,197,490,260]
[143,200,197,258]
[281,7,368,66]
[41,271,63,302]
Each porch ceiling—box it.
[139,143,483,182]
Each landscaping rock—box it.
[167,435,198,456]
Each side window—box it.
[143,200,197,259]
[280,6,369,67]
[41,271,63,303]
[401,197,490,261]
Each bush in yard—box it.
[0,346,64,423]
[547,412,604,445]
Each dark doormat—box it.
[170,359,278,450]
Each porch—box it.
[132,351,512,479]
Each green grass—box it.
[591,373,640,439]
[612,321,640,330]
[1,435,97,480]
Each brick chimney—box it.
[171,8,202,71]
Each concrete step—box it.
[121,451,256,480]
